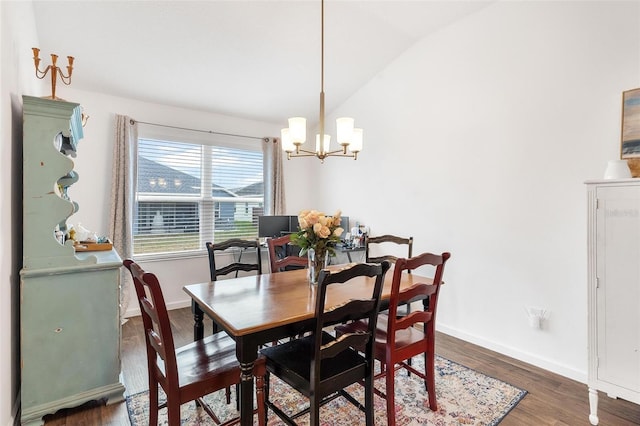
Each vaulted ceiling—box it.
[32,1,492,124]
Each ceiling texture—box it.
[32,1,492,125]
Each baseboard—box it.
[124,298,192,318]
[437,323,587,384]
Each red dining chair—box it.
[335,251,450,426]
[123,259,267,426]
[267,234,307,273]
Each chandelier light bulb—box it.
[315,134,331,154]
[336,117,354,146]
[281,128,295,153]
[350,128,363,153]
[288,117,307,145]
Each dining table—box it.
[183,263,432,426]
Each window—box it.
[134,133,264,256]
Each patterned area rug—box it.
[127,355,527,425]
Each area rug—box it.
[127,355,527,425]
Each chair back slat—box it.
[397,283,437,306]
[321,332,370,360]
[321,299,377,325]
[147,329,167,360]
[139,297,161,327]
[394,310,433,332]
[215,262,261,277]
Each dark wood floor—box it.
[41,307,640,425]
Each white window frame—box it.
[134,124,264,260]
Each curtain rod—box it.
[132,119,273,143]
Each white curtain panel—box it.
[262,137,286,215]
[110,114,138,324]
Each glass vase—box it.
[308,247,328,285]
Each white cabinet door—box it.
[595,185,640,393]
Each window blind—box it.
[134,137,264,256]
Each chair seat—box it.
[260,331,366,397]
[174,333,245,390]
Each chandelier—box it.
[281,0,363,162]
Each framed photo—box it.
[621,88,640,177]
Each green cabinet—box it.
[20,96,125,425]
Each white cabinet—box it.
[586,179,640,425]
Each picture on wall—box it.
[621,87,640,177]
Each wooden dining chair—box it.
[206,238,262,334]
[266,234,308,273]
[259,261,391,426]
[334,252,450,426]
[123,259,267,426]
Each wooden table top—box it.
[183,263,431,337]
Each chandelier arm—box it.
[289,151,323,158]
[325,152,355,158]
[296,148,320,155]
[324,148,351,156]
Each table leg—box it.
[239,361,254,426]
[346,251,353,263]
[237,339,259,426]
[191,300,204,341]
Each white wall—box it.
[297,1,640,382]
[1,2,44,425]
